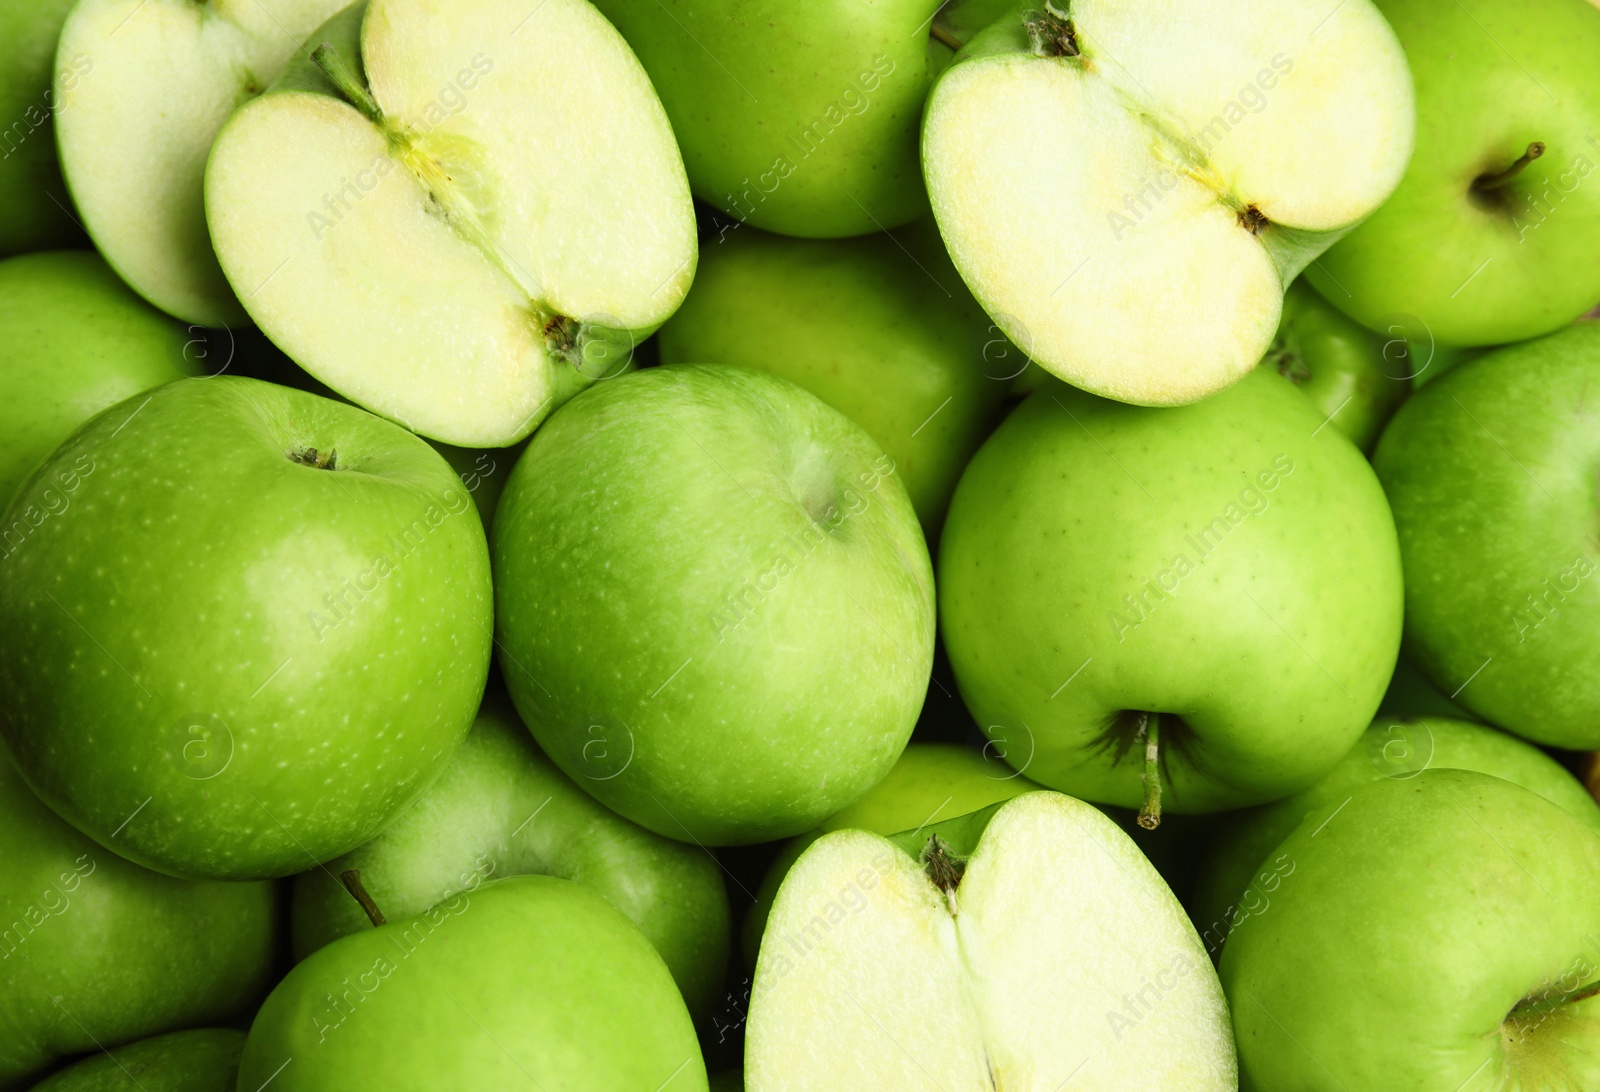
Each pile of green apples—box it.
[3,0,1600,1086]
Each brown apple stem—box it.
[1474,141,1545,193]
[1138,714,1162,830]
[311,43,385,126]
[340,868,387,927]
[929,22,965,51]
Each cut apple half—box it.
[922,0,1414,405]
[206,0,696,446]
[55,0,352,327]
[746,792,1236,1090]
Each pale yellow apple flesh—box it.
[746,793,1236,1090]
[923,0,1414,405]
[207,0,696,446]
[55,0,349,327]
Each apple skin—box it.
[739,743,1041,967]
[657,223,1010,531]
[1308,0,1600,346]
[492,364,935,846]
[0,753,276,1090]
[1262,278,1411,452]
[1374,321,1600,746]
[0,0,85,255]
[1377,655,1479,721]
[0,376,492,880]
[291,696,731,1018]
[238,875,707,1090]
[1222,769,1600,1090]
[940,368,1402,813]
[25,1029,243,1091]
[1193,715,1600,960]
[0,251,201,506]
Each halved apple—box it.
[922,0,1414,405]
[206,0,696,446]
[55,0,351,326]
[746,792,1236,1089]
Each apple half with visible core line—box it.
[55,0,351,326]
[921,0,1414,405]
[745,792,1236,1089]
[206,0,696,447]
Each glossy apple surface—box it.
[26,1029,243,1092]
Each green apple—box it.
[238,875,707,1089]
[0,376,492,879]
[26,1029,243,1092]
[1222,769,1600,1089]
[426,438,528,537]
[1193,715,1600,960]
[588,0,1011,237]
[292,695,731,1017]
[493,364,934,845]
[941,367,1402,822]
[746,792,1236,1088]
[0,0,85,255]
[55,0,352,326]
[921,0,1415,405]
[1261,277,1411,451]
[657,223,1010,530]
[0,251,201,508]
[0,753,275,1089]
[739,742,1041,968]
[205,0,696,447]
[1378,654,1478,721]
[1308,0,1600,347]
[1374,320,1600,746]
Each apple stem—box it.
[311,43,384,126]
[340,868,387,928]
[1474,142,1545,193]
[1137,714,1162,830]
[929,22,964,51]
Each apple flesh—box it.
[206,0,697,447]
[922,0,1414,404]
[1222,769,1600,1089]
[1193,714,1600,960]
[0,250,201,507]
[26,1029,243,1092]
[238,875,708,1090]
[0,753,276,1089]
[292,696,731,1018]
[492,364,935,845]
[0,0,84,255]
[746,792,1236,1089]
[657,222,1010,531]
[55,0,352,326]
[0,376,492,880]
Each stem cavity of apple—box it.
[1138,713,1163,830]
[340,868,388,928]
[1473,141,1546,196]
[288,446,338,470]
[311,43,385,126]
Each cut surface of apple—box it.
[746,792,1236,1090]
[922,0,1414,405]
[55,0,351,327]
[207,0,696,447]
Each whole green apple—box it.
[589,0,1009,237]
[238,875,707,1089]
[1375,321,1600,746]
[26,1029,242,1092]
[1261,278,1411,451]
[941,368,1403,821]
[0,376,492,880]
[739,742,1041,967]
[1222,769,1600,1089]
[0,251,200,506]
[657,223,1009,530]
[1193,715,1600,959]
[493,364,935,845]
[0,0,84,255]
[1309,0,1600,345]
[0,753,275,1090]
[292,695,731,1017]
